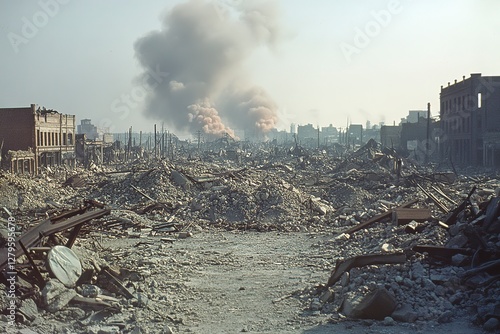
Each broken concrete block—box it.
[381,243,395,252]
[383,316,395,326]
[391,303,418,323]
[319,288,334,303]
[393,208,431,225]
[171,170,190,190]
[404,220,426,234]
[19,298,38,322]
[42,279,77,313]
[310,298,322,311]
[483,317,499,332]
[411,262,425,280]
[78,284,101,298]
[341,288,396,320]
[437,310,454,323]
[446,234,469,248]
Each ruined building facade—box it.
[440,73,500,166]
[0,104,76,173]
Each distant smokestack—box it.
[133,0,283,137]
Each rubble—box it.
[0,139,499,333]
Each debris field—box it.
[1,140,500,333]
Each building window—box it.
[68,133,73,145]
[63,133,67,145]
[37,130,40,146]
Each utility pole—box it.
[426,102,431,163]
[316,126,320,149]
[154,124,157,159]
[127,126,132,161]
[161,122,164,157]
[197,130,201,151]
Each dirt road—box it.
[103,230,483,334]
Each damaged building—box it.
[0,104,76,173]
[440,73,500,166]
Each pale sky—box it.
[1,0,499,137]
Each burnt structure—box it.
[0,104,76,173]
[440,73,500,166]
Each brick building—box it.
[440,73,500,166]
[0,104,76,173]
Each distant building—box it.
[320,124,338,145]
[380,125,401,149]
[77,119,98,140]
[440,73,500,166]
[103,133,114,144]
[0,104,75,173]
[403,110,428,124]
[297,123,317,146]
[348,124,363,145]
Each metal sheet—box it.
[47,245,82,288]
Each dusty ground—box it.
[63,230,484,334]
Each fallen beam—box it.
[413,245,474,258]
[414,182,449,214]
[341,199,418,235]
[0,207,111,272]
[445,186,476,226]
[327,252,407,287]
[393,208,432,225]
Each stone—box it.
[171,170,190,190]
[42,279,77,313]
[437,310,453,323]
[451,254,467,266]
[383,316,395,326]
[483,317,499,332]
[310,299,322,311]
[391,304,418,323]
[411,262,425,280]
[381,243,395,252]
[78,284,101,298]
[446,234,468,249]
[341,288,396,320]
[19,298,38,321]
[319,289,334,303]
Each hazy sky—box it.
[1,0,499,137]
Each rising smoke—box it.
[134,0,282,137]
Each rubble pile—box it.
[303,174,500,332]
[0,172,78,214]
[1,139,500,332]
[84,159,337,232]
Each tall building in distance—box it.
[77,119,99,140]
[440,73,500,166]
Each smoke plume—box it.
[134,0,282,137]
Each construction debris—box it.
[0,139,499,333]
